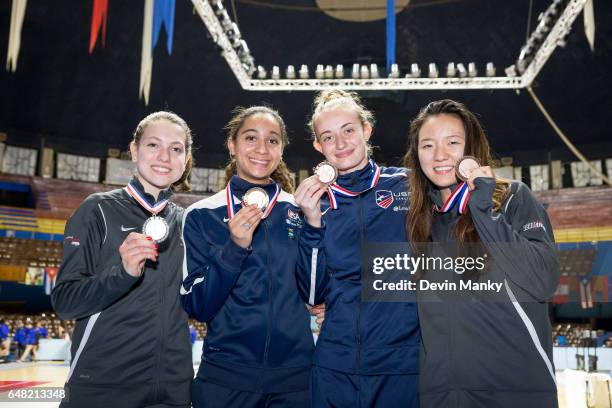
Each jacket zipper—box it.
[262,220,272,370]
[155,216,166,402]
[356,194,366,372]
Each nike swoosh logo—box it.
[121,225,137,231]
[223,217,230,223]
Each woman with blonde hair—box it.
[294,90,420,407]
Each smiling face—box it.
[417,113,466,196]
[228,112,283,184]
[130,119,188,198]
[313,107,372,175]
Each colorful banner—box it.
[89,0,109,53]
[6,0,28,72]
[44,267,58,295]
[139,0,176,105]
[24,266,44,286]
[139,0,154,105]
[386,0,395,73]
[584,0,595,52]
[152,0,175,54]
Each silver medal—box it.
[142,216,169,243]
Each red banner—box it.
[89,0,109,53]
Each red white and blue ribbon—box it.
[125,180,169,215]
[225,181,280,220]
[326,161,381,210]
[434,182,470,215]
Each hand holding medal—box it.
[119,233,158,277]
[455,156,494,190]
[228,204,263,249]
[294,164,332,228]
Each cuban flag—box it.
[376,190,394,209]
[43,267,59,296]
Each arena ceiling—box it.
[0,0,610,172]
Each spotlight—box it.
[360,65,369,79]
[351,63,360,79]
[271,66,280,80]
[388,63,400,78]
[299,64,309,79]
[227,23,241,40]
[485,62,496,77]
[504,64,517,77]
[210,0,224,14]
[235,40,250,58]
[335,64,344,79]
[428,63,438,78]
[218,10,232,31]
[468,62,477,77]
[256,65,267,79]
[446,62,456,77]
[315,64,325,79]
[325,65,334,79]
[457,63,467,78]
[286,65,296,79]
[410,63,421,78]
[370,64,379,79]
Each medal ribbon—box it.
[125,180,169,215]
[434,182,470,215]
[326,160,381,210]
[226,181,281,220]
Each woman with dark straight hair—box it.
[405,99,559,408]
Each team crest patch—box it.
[286,208,303,228]
[375,190,394,209]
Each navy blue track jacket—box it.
[296,160,421,375]
[181,176,314,393]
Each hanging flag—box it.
[43,267,58,295]
[89,0,109,53]
[139,0,176,105]
[24,266,44,286]
[583,0,595,52]
[152,0,175,55]
[552,276,569,304]
[386,0,396,73]
[6,0,28,72]
[139,0,154,105]
[579,276,593,309]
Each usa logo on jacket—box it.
[375,190,394,209]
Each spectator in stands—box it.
[0,319,9,363]
[36,321,48,338]
[18,320,38,362]
[405,99,560,407]
[51,111,194,408]
[182,106,314,408]
[12,319,26,362]
[189,324,197,342]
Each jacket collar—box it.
[335,158,378,192]
[128,176,173,208]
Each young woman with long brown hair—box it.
[405,99,559,408]
[181,106,314,408]
[53,111,194,408]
